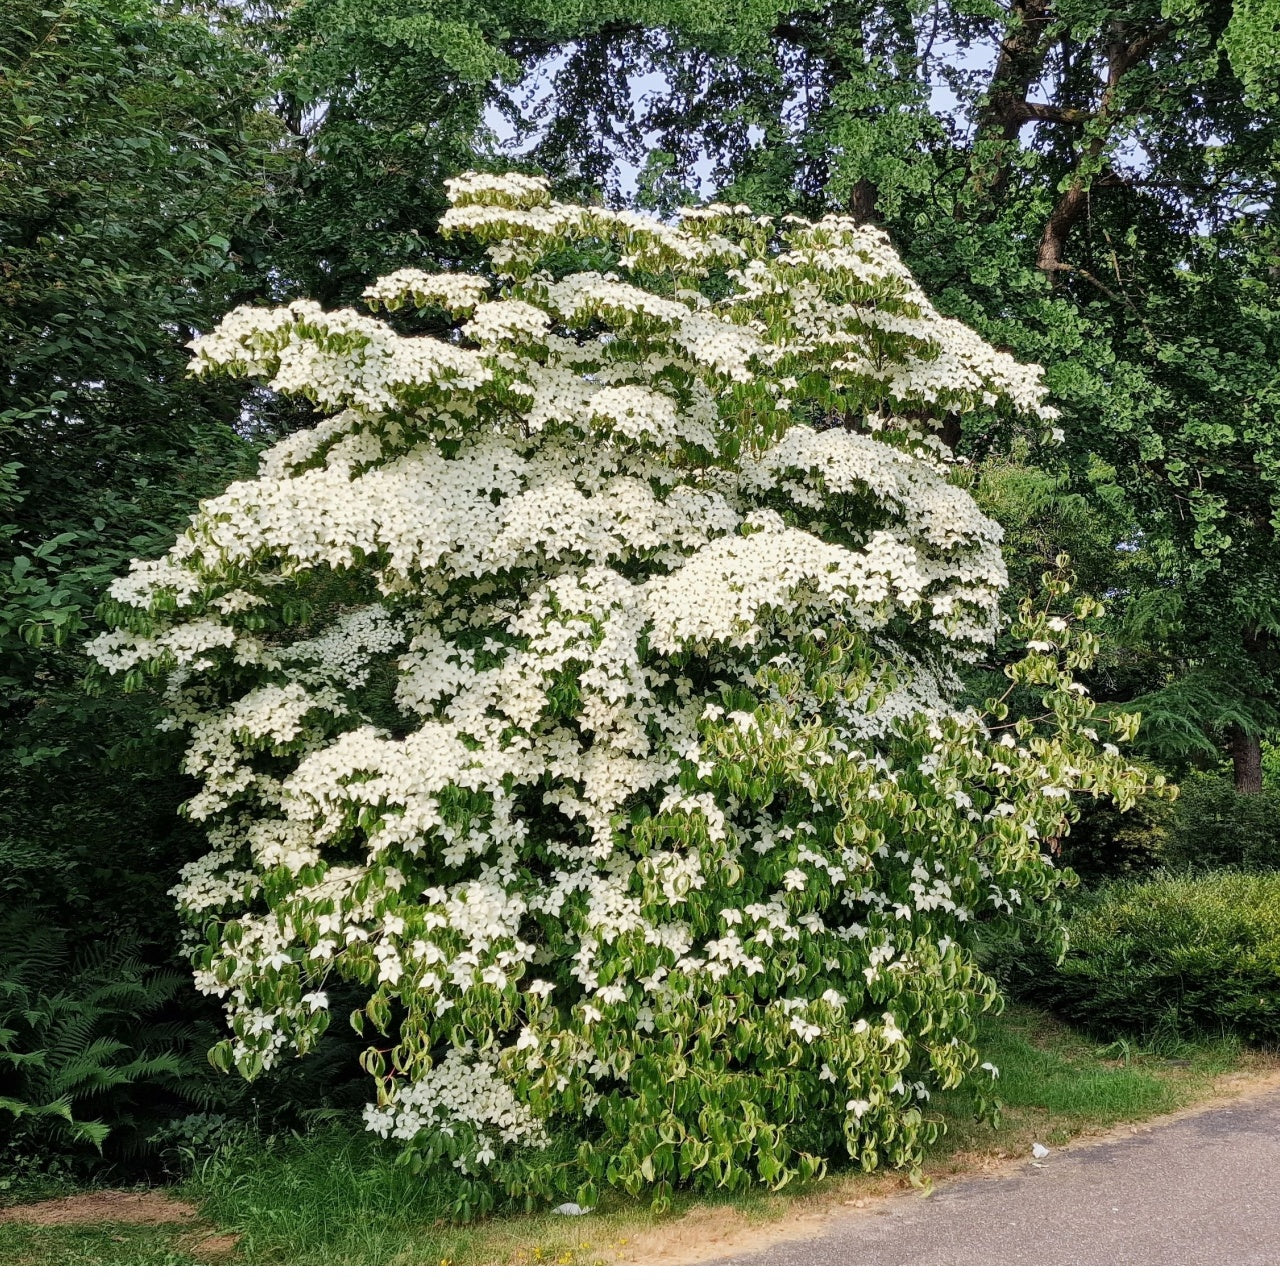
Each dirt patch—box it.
[618,1062,1280,1266]
[184,1230,241,1261]
[615,1170,934,1265]
[0,1190,198,1228]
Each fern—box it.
[0,911,232,1167]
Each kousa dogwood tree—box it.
[91,172,1151,1209]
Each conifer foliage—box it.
[92,174,1150,1205]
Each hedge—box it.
[996,872,1280,1046]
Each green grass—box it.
[0,1005,1265,1266]
[0,1223,197,1266]
[185,1127,613,1266]
[927,1004,1242,1157]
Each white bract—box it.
[92,173,1149,1204]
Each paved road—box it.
[724,1089,1280,1265]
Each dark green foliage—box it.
[0,0,275,653]
[1056,769,1280,885]
[1056,789,1172,886]
[996,873,1280,1047]
[0,0,276,856]
[0,0,278,1178]
[1160,773,1280,874]
[0,914,232,1172]
[257,0,593,309]
[256,0,499,307]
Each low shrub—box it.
[995,872,1280,1046]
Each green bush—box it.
[996,872,1280,1046]
[1057,788,1172,885]
[1058,770,1280,885]
[1160,772,1280,872]
[1264,741,1280,791]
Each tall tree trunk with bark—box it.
[1229,725,1264,794]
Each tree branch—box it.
[1036,22,1172,277]
[964,0,1057,205]
[1005,100,1093,125]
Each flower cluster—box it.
[92,172,1152,1209]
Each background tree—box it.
[242,0,610,308]
[0,0,278,1161]
[511,0,1280,791]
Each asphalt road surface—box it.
[724,1088,1280,1265]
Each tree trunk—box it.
[964,0,1055,206]
[847,178,879,224]
[1229,725,1263,794]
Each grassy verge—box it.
[0,1223,199,1267]
[925,1004,1244,1163]
[0,1005,1268,1266]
